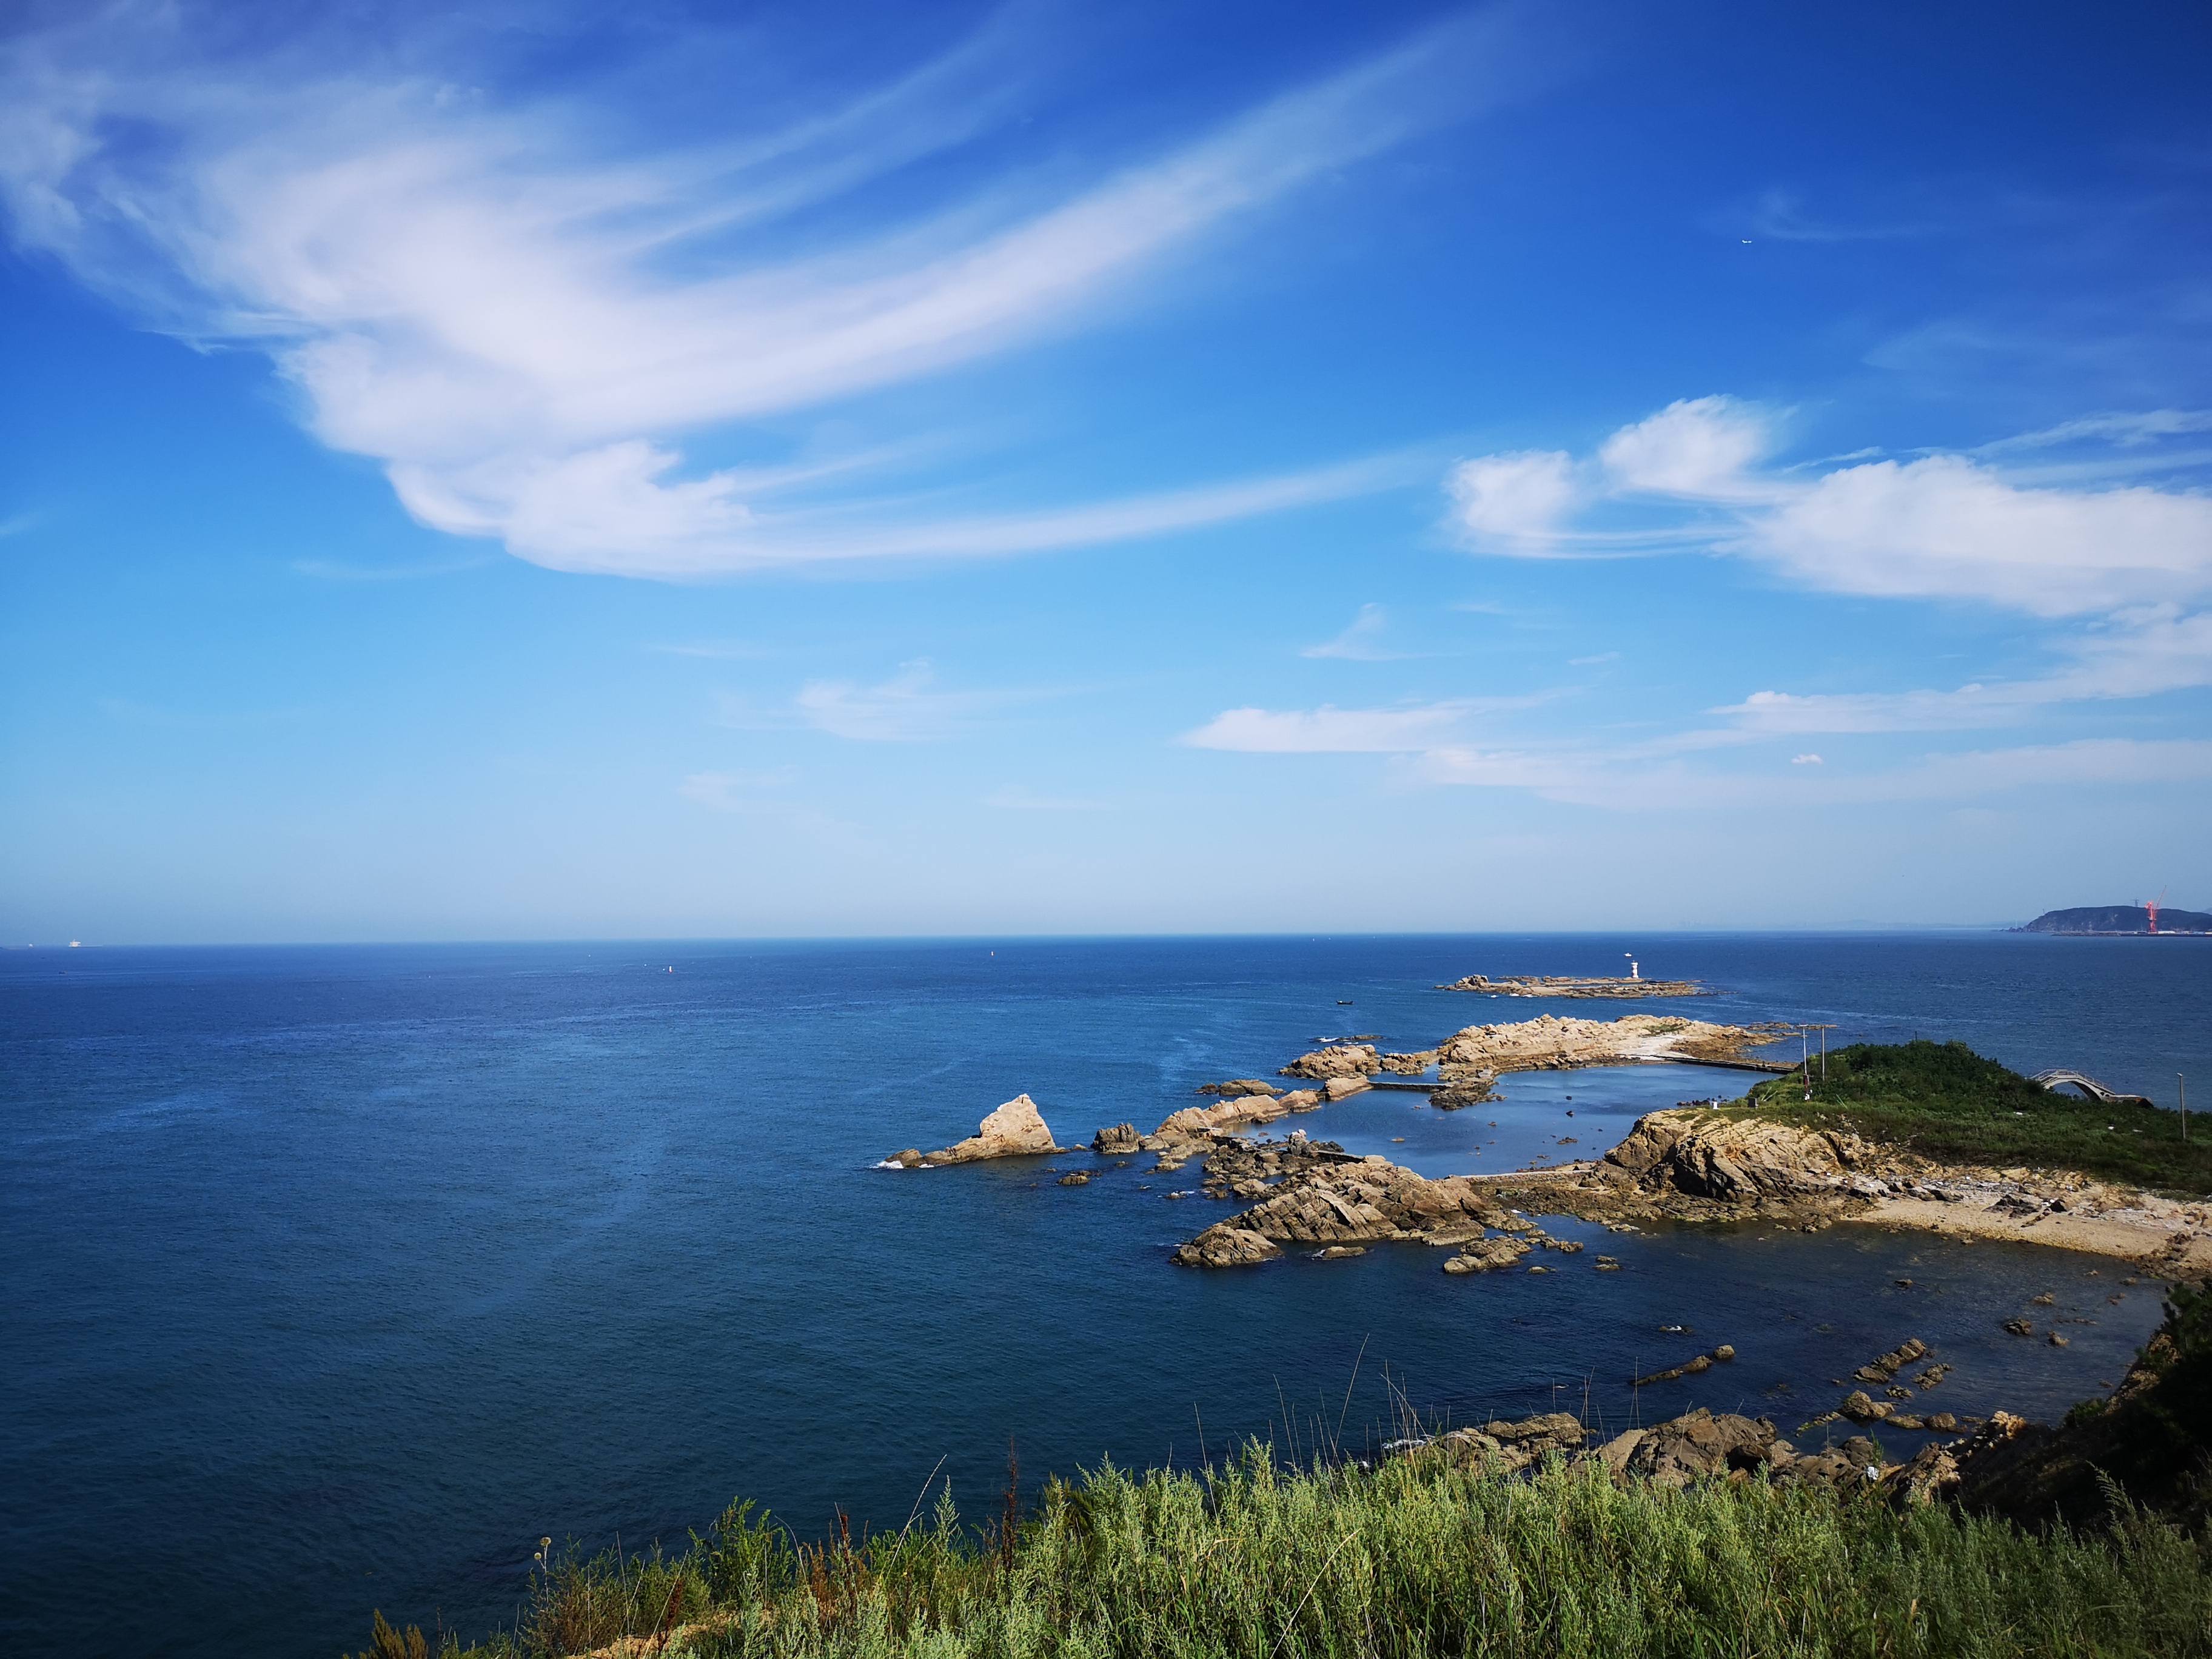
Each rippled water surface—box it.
[4,933,2207,1657]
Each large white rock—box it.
[919,1094,1061,1164]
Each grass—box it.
[1734,1039,2212,1194]
[355,1443,2212,1659]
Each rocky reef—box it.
[1170,1136,1575,1269]
[1436,973,1711,999]
[1277,1013,1791,1098]
[1401,1404,1939,1496]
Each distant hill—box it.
[2019,905,2212,935]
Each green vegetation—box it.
[1740,1039,2212,1193]
[2082,1278,2212,1520]
[355,1446,2212,1659]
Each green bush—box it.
[1743,1039,2212,1192]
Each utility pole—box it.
[2183,1073,2188,1144]
[1806,1025,1838,1088]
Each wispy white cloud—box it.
[1301,603,1416,661]
[0,4,1518,577]
[1567,650,1618,665]
[1714,607,2212,736]
[1791,753,1822,765]
[794,660,997,742]
[1182,700,1476,753]
[1968,409,2212,454]
[1410,737,2212,811]
[1742,187,1938,244]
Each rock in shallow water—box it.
[899,1093,1063,1166]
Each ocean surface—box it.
[4,932,2208,1658]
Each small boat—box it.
[1336,999,1354,1005]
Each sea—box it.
[4,932,2208,1658]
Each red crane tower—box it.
[2142,887,2168,934]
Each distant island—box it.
[2018,904,2212,935]
[1435,972,1709,998]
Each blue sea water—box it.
[3,931,2208,1659]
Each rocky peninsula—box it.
[1475,1106,2212,1278]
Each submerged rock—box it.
[1632,1345,1735,1387]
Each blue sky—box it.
[2,0,2208,941]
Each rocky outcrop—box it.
[1102,1085,1329,1157]
[1403,1406,1892,1495]
[1431,1077,1497,1110]
[1852,1337,1929,1384]
[1631,1344,1735,1387]
[1443,1235,1530,1273]
[1606,1410,1785,1486]
[1175,1227,1284,1268]
[1322,1076,1372,1102]
[1281,1043,1383,1081]
[1377,1051,1440,1074]
[904,1094,1064,1165]
[1197,1079,1281,1097]
[1438,973,1710,999]
[1197,1133,1359,1202]
[1595,1110,1869,1204]
[1433,1014,1790,1081]
[1422,1413,1589,1470]
[1174,1145,1526,1267]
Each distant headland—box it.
[2017,904,2211,936]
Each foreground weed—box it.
[382,1445,2212,1659]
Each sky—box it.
[2,0,2208,942]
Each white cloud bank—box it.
[1189,399,2211,807]
[0,4,1518,576]
[1447,395,2212,616]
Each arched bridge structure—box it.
[2031,1068,2152,1105]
